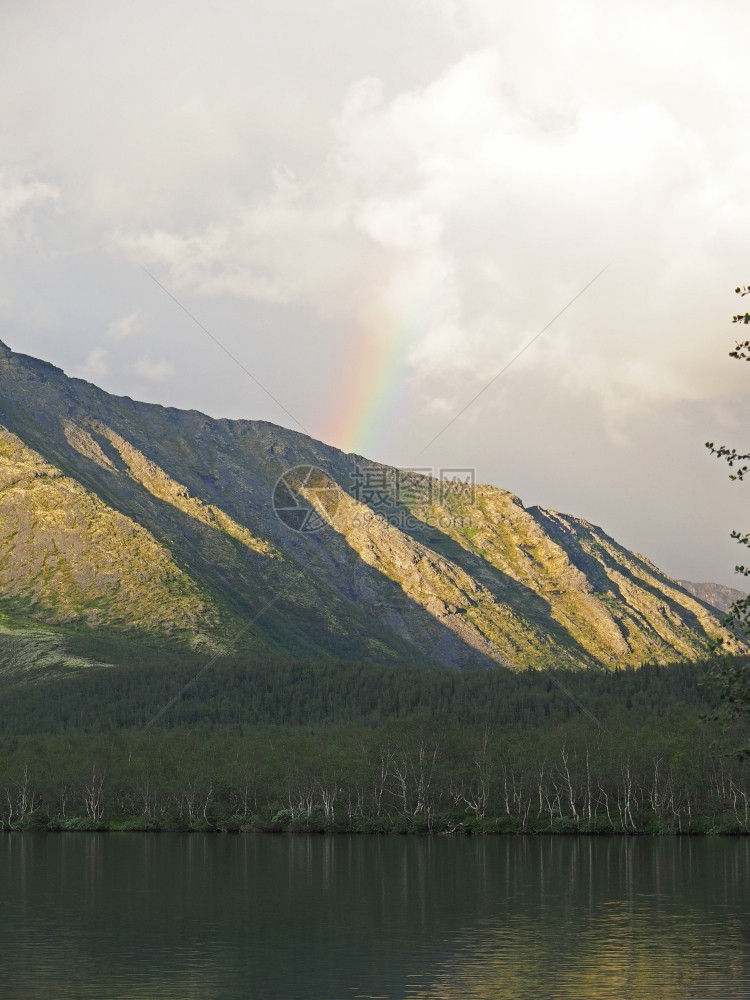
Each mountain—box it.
[677,580,746,615]
[0,339,739,671]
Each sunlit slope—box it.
[0,338,737,668]
[0,614,108,676]
[376,479,733,665]
[0,428,220,643]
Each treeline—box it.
[0,651,729,735]
[1,709,749,835]
[2,649,748,834]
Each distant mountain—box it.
[0,339,740,670]
[677,581,746,615]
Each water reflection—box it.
[405,838,750,999]
[0,834,748,999]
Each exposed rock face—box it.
[0,338,739,669]
[677,580,746,615]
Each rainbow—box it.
[328,309,422,457]
[328,308,431,457]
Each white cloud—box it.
[107,311,139,341]
[117,31,750,434]
[0,176,57,221]
[84,348,109,377]
[134,356,175,381]
[0,174,58,248]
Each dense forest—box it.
[0,641,724,734]
[1,650,749,835]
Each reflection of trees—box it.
[1,834,749,999]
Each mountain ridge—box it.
[0,338,739,670]
[676,580,746,615]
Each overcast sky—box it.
[2,0,750,587]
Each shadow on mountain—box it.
[528,506,719,635]
[0,341,728,672]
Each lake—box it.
[1,834,749,998]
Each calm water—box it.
[1,834,749,999]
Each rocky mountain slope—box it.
[0,339,738,670]
[676,580,746,615]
